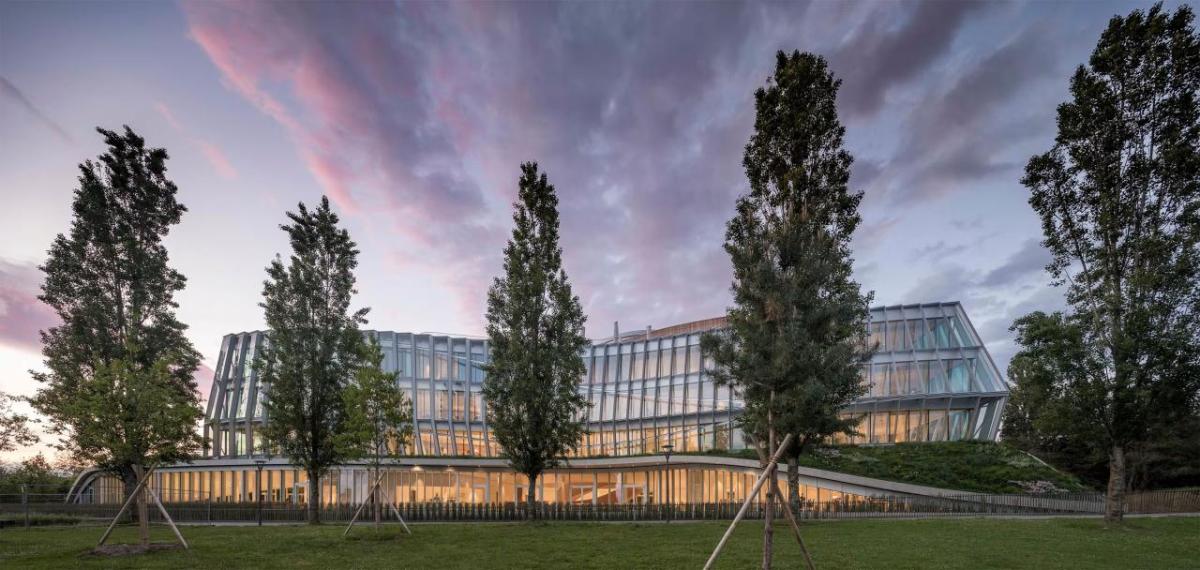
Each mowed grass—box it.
[1,517,1197,569]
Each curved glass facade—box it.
[203,301,1007,460]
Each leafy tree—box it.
[1017,3,1200,522]
[701,51,873,568]
[483,163,589,518]
[1003,312,1111,480]
[1005,312,1200,491]
[0,453,76,496]
[73,352,203,543]
[0,391,37,453]
[341,336,412,527]
[255,196,368,524]
[30,127,203,533]
[1127,413,1200,490]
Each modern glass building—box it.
[70,301,1008,506]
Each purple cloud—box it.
[831,1,991,118]
[181,1,775,332]
[178,0,1101,338]
[879,23,1066,205]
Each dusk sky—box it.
[0,1,1174,461]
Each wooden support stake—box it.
[702,433,794,570]
[343,477,378,537]
[377,481,413,535]
[344,472,393,537]
[753,440,817,570]
[97,467,155,549]
[147,484,189,549]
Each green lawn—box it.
[2,517,1196,569]
[700,442,1088,494]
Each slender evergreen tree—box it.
[255,196,368,524]
[341,336,413,527]
[1016,3,1200,523]
[483,163,589,518]
[701,51,873,568]
[31,127,204,541]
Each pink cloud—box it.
[194,362,216,406]
[155,101,184,131]
[198,141,238,180]
[179,2,752,335]
[156,101,239,180]
[0,260,57,352]
[303,149,357,212]
[182,1,502,324]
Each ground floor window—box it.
[83,464,873,508]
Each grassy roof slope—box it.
[703,441,1089,494]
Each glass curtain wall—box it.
[202,302,1007,460]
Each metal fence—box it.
[1,488,1197,527]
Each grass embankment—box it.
[702,442,1088,494]
[2,517,1196,569]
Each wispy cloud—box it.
[979,239,1052,288]
[0,76,72,144]
[154,102,238,180]
[198,141,238,180]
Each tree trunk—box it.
[763,392,776,570]
[119,467,140,526]
[787,455,800,513]
[134,465,149,547]
[373,466,382,528]
[307,469,321,525]
[763,459,775,569]
[1105,445,1126,523]
[526,472,538,520]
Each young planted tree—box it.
[0,392,37,453]
[255,196,368,524]
[483,163,589,518]
[342,336,413,528]
[701,51,873,569]
[70,350,204,544]
[30,127,204,544]
[1017,3,1200,522]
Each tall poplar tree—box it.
[1016,3,1200,522]
[31,127,204,530]
[701,51,873,569]
[255,196,368,524]
[483,163,588,517]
